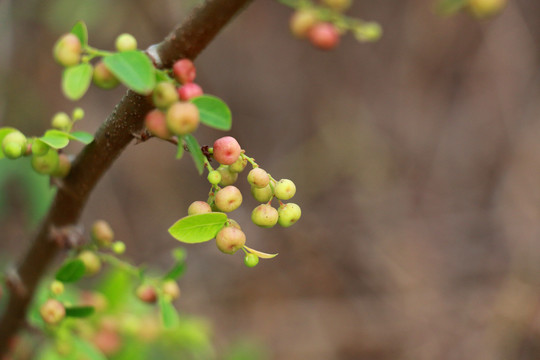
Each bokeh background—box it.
[3,0,540,359]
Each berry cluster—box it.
[286,0,382,50]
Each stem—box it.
[0,0,254,355]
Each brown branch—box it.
[0,0,253,355]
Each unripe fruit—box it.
[244,253,259,268]
[251,184,274,203]
[166,102,200,135]
[51,112,71,131]
[228,156,247,173]
[251,204,279,228]
[2,131,27,159]
[115,33,137,52]
[214,186,242,213]
[467,0,506,18]
[50,280,64,295]
[93,61,119,89]
[78,250,102,276]
[173,59,196,84]
[188,201,212,215]
[216,226,246,254]
[40,299,65,325]
[31,148,60,175]
[309,23,340,50]
[217,166,238,186]
[72,107,85,121]
[144,109,172,140]
[178,83,203,101]
[274,179,296,200]
[322,0,352,12]
[213,136,241,165]
[353,22,382,42]
[207,170,222,185]
[278,203,302,227]
[247,168,270,188]
[31,140,49,156]
[152,82,179,109]
[91,220,115,247]
[136,284,157,304]
[227,219,242,230]
[162,280,181,300]
[290,9,318,38]
[53,33,82,67]
[51,153,71,178]
[112,241,126,254]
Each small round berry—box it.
[51,112,71,131]
[144,109,172,140]
[31,148,60,175]
[50,280,64,295]
[72,107,85,121]
[278,203,302,227]
[136,284,157,304]
[78,250,102,276]
[309,23,340,50]
[178,83,203,101]
[188,201,212,215]
[51,153,71,178]
[228,156,247,173]
[213,136,241,165]
[91,220,115,247]
[166,102,200,136]
[53,33,81,67]
[247,168,270,188]
[251,183,274,203]
[322,0,352,12]
[112,241,126,254]
[244,253,259,268]
[216,226,246,254]
[115,33,137,52]
[2,131,27,159]
[467,0,507,18]
[214,186,242,213]
[290,9,318,38]
[353,22,383,42]
[173,59,196,84]
[40,299,65,325]
[152,82,179,109]
[93,61,119,89]
[31,139,49,156]
[217,166,238,186]
[251,204,279,228]
[207,170,222,185]
[162,280,181,300]
[274,179,296,200]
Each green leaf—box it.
[72,338,107,360]
[0,127,18,159]
[159,296,180,329]
[40,130,70,149]
[65,305,95,318]
[68,131,94,144]
[169,213,227,244]
[183,134,205,175]
[55,259,85,283]
[164,263,185,280]
[70,21,88,47]
[62,63,93,100]
[103,51,155,95]
[176,140,184,159]
[191,95,232,131]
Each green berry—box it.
[274,179,296,200]
[278,203,301,228]
[162,280,181,300]
[31,148,60,175]
[353,22,382,43]
[72,107,85,121]
[217,166,238,186]
[51,112,71,131]
[229,156,247,173]
[51,153,71,178]
[247,168,270,188]
[112,241,126,254]
[78,250,102,276]
[214,186,242,213]
[53,33,81,67]
[152,82,179,109]
[91,220,115,247]
[207,170,222,185]
[251,204,278,228]
[216,227,246,254]
[31,139,49,156]
[2,131,27,159]
[166,102,200,136]
[188,201,212,215]
[290,9,318,38]
[244,253,259,268]
[115,33,137,52]
[250,184,274,203]
[50,280,64,295]
[93,61,119,89]
[40,299,65,325]
[136,284,157,304]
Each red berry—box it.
[213,136,241,165]
[309,23,340,50]
[178,83,203,101]
[173,59,196,84]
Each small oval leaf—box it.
[168,213,227,244]
[70,21,88,47]
[244,245,278,259]
[62,63,93,100]
[65,305,95,318]
[103,51,155,95]
[190,95,232,131]
[55,259,86,283]
[0,127,18,159]
[40,130,70,149]
[183,134,205,175]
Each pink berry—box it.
[145,109,172,139]
[213,136,241,165]
[173,59,196,84]
[178,83,203,101]
[309,23,340,50]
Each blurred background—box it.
[2,0,540,359]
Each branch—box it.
[0,0,253,355]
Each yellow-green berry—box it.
[251,204,278,228]
[278,203,301,228]
[50,281,64,295]
[244,253,259,268]
[115,33,137,52]
[216,227,246,254]
[2,131,27,159]
[207,170,222,185]
[40,299,66,325]
[112,241,126,254]
[78,250,102,276]
[247,168,270,188]
[188,201,212,215]
[162,280,181,300]
[31,148,60,175]
[214,186,242,213]
[53,33,81,67]
[51,112,71,131]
